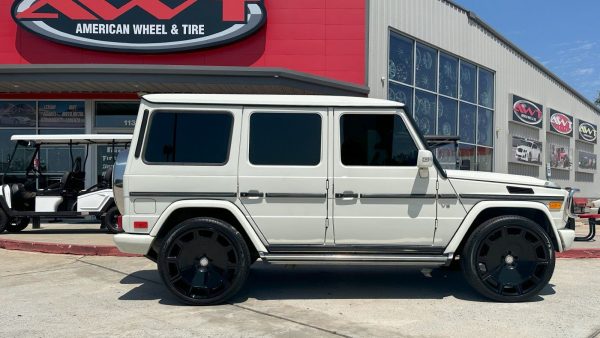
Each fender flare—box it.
[149,199,268,253]
[444,201,563,254]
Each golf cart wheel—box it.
[0,208,9,233]
[158,217,251,306]
[461,216,555,302]
[6,217,30,233]
[103,206,120,234]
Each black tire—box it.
[461,215,555,302]
[0,208,9,233]
[103,206,120,234]
[157,217,251,306]
[6,217,30,233]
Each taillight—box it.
[134,221,148,230]
[117,215,123,231]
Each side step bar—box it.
[260,253,453,267]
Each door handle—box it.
[240,191,264,198]
[335,192,359,199]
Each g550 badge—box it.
[12,0,267,53]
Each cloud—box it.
[573,68,595,76]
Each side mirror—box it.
[417,150,434,178]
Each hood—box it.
[446,170,558,188]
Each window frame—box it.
[338,111,421,168]
[247,111,324,168]
[142,109,235,166]
[387,28,496,172]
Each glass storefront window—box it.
[458,144,476,171]
[414,90,437,136]
[38,101,85,128]
[0,129,35,173]
[478,68,494,108]
[415,43,437,91]
[477,108,494,147]
[436,143,458,170]
[439,53,458,98]
[438,97,457,136]
[460,61,477,103]
[95,102,139,129]
[459,103,477,144]
[0,101,36,128]
[387,31,495,171]
[389,82,413,115]
[477,146,493,172]
[389,34,414,85]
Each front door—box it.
[332,109,438,247]
[238,108,329,245]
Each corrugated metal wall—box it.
[368,0,600,197]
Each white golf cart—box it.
[0,134,131,234]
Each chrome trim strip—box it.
[129,192,237,198]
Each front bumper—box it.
[114,233,154,255]
[558,229,576,251]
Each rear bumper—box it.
[113,233,153,255]
[558,229,575,252]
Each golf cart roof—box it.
[10,134,132,145]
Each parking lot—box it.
[1,249,599,338]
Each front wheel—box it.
[6,217,30,233]
[103,206,120,234]
[158,217,251,305]
[461,216,555,302]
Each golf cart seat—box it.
[81,166,113,195]
[10,183,36,210]
[38,171,83,196]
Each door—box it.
[238,108,329,245]
[332,109,438,247]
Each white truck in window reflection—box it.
[113,94,577,306]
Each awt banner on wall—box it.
[548,109,573,137]
[512,95,543,128]
[577,119,598,144]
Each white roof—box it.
[143,94,404,108]
[11,134,132,144]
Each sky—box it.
[453,0,600,102]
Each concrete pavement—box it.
[0,249,599,337]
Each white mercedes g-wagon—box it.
[114,94,577,305]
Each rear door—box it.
[238,108,329,245]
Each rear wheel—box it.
[6,217,30,233]
[158,217,251,306]
[103,206,120,234]
[461,216,555,302]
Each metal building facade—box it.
[368,0,600,197]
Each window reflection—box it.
[415,90,437,136]
[415,43,437,91]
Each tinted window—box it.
[389,34,414,85]
[144,111,233,164]
[415,43,437,91]
[95,102,139,129]
[341,114,418,167]
[249,113,321,166]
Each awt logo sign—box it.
[12,0,266,53]
[578,119,598,144]
[512,95,543,128]
[549,110,573,137]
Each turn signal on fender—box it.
[547,201,563,211]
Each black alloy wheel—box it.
[158,217,251,306]
[462,216,555,302]
[103,206,121,234]
[6,217,30,233]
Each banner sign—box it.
[548,109,573,137]
[510,136,542,165]
[38,101,85,128]
[577,119,598,144]
[578,151,597,171]
[0,101,36,127]
[548,144,572,170]
[512,95,543,128]
[12,0,267,53]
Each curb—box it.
[557,249,600,259]
[0,238,142,257]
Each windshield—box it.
[3,142,36,175]
[518,140,533,147]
